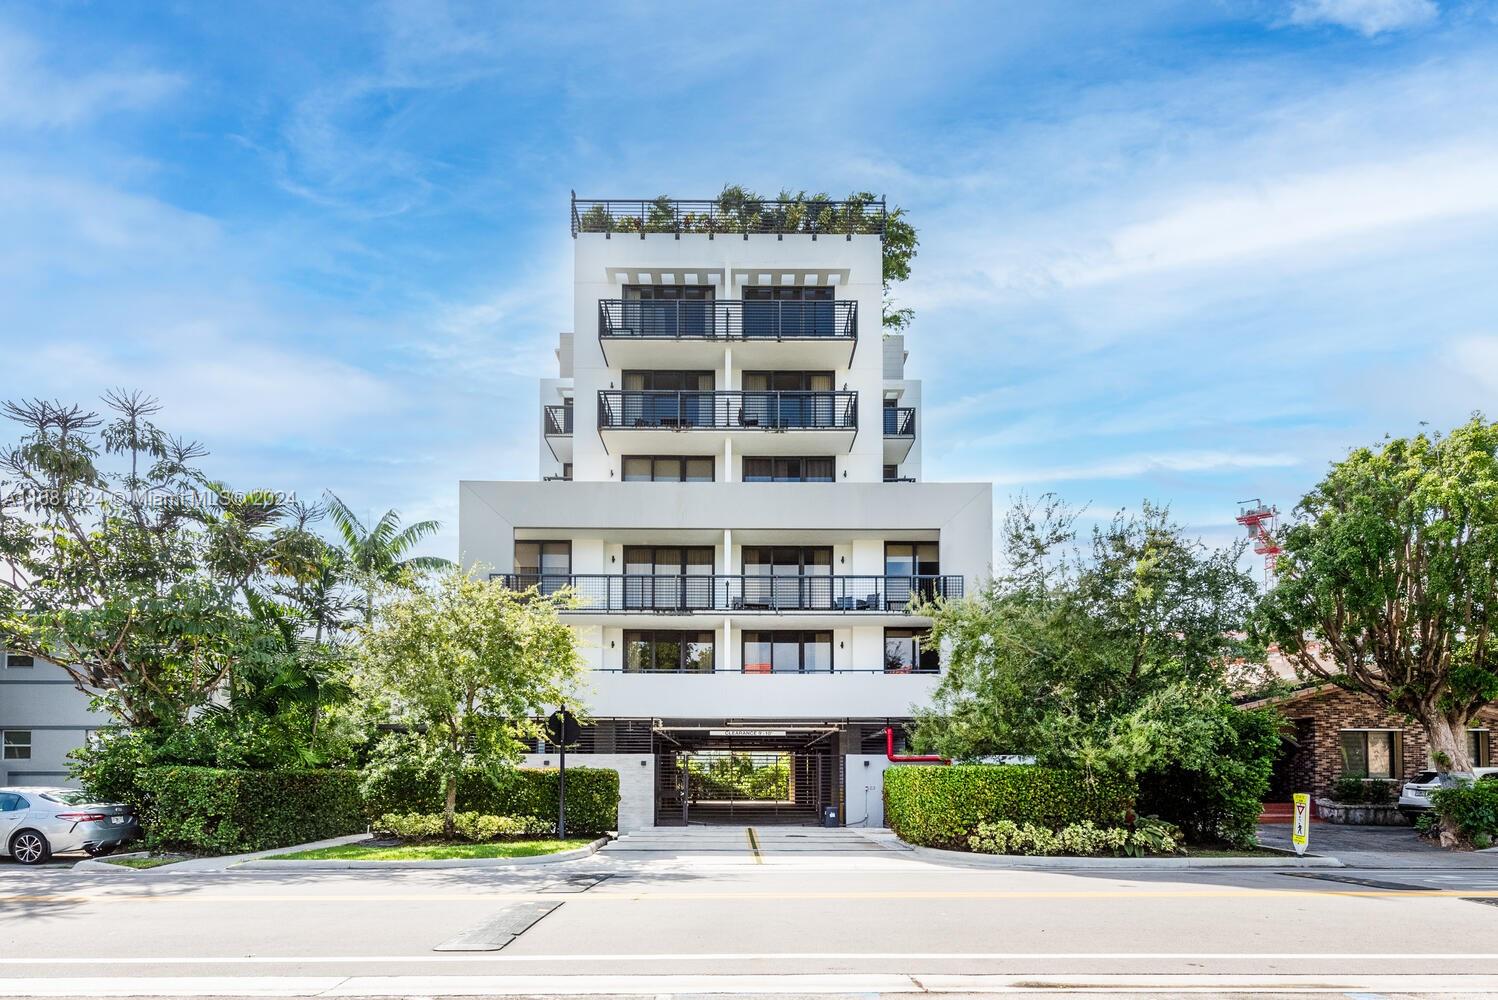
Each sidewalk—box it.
[1256,822,1498,868]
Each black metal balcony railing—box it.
[571,193,887,239]
[598,300,857,342]
[597,390,857,431]
[884,407,915,437]
[497,573,963,613]
[544,404,572,435]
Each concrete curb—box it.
[901,842,1346,869]
[235,836,610,870]
[69,833,374,873]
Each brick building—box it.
[1245,684,1497,802]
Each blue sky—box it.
[3,0,1496,564]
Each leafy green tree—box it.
[914,498,1278,845]
[0,393,317,729]
[358,568,583,836]
[325,491,452,621]
[1259,416,1498,842]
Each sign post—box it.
[546,707,580,839]
[1292,792,1311,857]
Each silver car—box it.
[1397,768,1498,818]
[0,787,141,865]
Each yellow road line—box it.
[5,887,1498,905]
[746,827,764,864]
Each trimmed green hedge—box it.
[363,766,620,834]
[883,764,1136,849]
[138,767,365,855]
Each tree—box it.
[1259,416,1498,843]
[324,492,452,621]
[358,568,583,835]
[0,393,317,729]
[914,498,1278,845]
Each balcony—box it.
[883,406,916,464]
[571,194,888,239]
[498,573,962,620]
[543,404,572,463]
[596,390,858,456]
[597,299,857,368]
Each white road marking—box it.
[6,952,1498,966]
[5,973,1498,996]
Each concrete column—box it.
[723,616,737,673]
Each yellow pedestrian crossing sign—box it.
[1292,793,1311,856]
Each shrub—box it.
[1430,778,1498,849]
[883,764,1135,849]
[373,812,555,842]
[138,767,364,855]
[965,818,1181,857]
[362,765,620,834]
[1330,776,1368,804]
[1134,707,1282,847]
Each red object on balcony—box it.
[885,726,949,764]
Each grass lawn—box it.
[104,855,183,869]
[1186,845,1296,858]
[267,838,597,861]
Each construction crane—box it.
[1236,500,1281,587]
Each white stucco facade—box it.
[0,654,105,787]
[462,197,993,827]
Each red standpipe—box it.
[885,726,950,764]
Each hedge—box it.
[1431,778,1498,848]
[883,764,1136,849]
[137,767,365,855]
[363,766,620,834]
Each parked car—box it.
[0,787,141,865]
[1397,767,1498,818]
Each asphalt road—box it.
[5,827,1498,997]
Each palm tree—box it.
[324,492,453,621]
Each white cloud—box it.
[1056,144,1498,286]
[1288,0,1439,35]
[0,25,181,128]
[984,451,1302,487]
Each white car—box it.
[0,787,141,865]
[1397,768,1498,818]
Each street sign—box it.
[546,709,581,746]
[1292,792,1311,856]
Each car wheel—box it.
[9,830,51,866]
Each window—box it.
[622,370,715,391]
[1471,730,1492,768]
[0,792,28,812]
[741,631,832,673]
[620,286,716,337]
[622,456,714,482]
[742,457,834,482]
[2,731,31,761]
[623,630,714,673]
[884,541,941,609]
[4,652,34,668]
[740,371,836,428]
[742,287,834,337]
[514,541,571,595]
[1340,730,1400,779]
[741,547,832,609]
[620,371,716,427]
[561,463,573,481]
[885,628,939,674]
[883,465,898,483]
[623,546,714,609]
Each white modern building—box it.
[0,651,103,786]
[460,194,992,830]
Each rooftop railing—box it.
[571,193,887,239]
[599,299,856,341]
[597,390,857,431]
[496,573,962,613]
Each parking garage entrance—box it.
[653,725,842,826]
